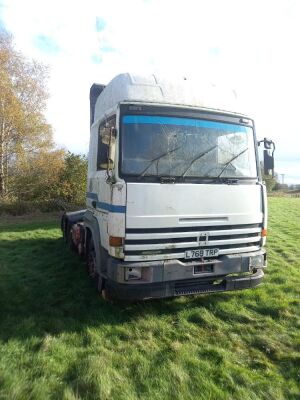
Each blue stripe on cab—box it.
[86,192,126,213]
[123,115,249,133]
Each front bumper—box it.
[105,269,264,300]
[104,250,266,301]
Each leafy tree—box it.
[260,162,278,192]
[263,174,277,192]
[10,151,87,206]
[12,149,66,201]
[0,31,53,198]
[58,152,88,204]
[0,31,87,209]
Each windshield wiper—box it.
[180,145,218,177]
[137,142,184,179]
[217,147,248,178]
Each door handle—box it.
[92,200,97,209]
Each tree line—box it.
[0,31,87,212]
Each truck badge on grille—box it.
[198,232,209,246]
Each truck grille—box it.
[124,224,262,261]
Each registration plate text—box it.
[185,248,219,259]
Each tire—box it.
[96,272,105,296]
[68,227,77,252]
[86,240,97,278]
[86,235,106,299]
[63,219,74,250]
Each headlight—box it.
[125,267,142,281]
[249,255,264,268]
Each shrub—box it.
[0,199,85,216]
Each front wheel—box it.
[86,236,106,299]
[86,243,97,279]
[95,273,106,298]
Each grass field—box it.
[0,198,299,400]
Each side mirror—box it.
[106,127,116,184]
[98,118,117,175]
[101,125,112,145]
[259,138,275,177]
[108,128,116,167]
[264,149,274,175]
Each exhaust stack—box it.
[90,83,106,127]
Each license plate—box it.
[185,248,219,259]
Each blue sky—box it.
[0,0,299,183]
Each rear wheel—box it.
[68,226,77,252]
[62,219,76,252]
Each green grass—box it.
[0,198,299,400]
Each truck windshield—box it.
[121,115,257,180]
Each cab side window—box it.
[97,116,116,170]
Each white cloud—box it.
[1,0,300,182]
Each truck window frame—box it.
[118,104,259,183]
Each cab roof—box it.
[94,73,247,122]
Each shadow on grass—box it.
[0,229,233,341]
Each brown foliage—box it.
[0,31,53,198]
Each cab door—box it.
[87,116,116,250]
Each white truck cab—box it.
[62,73,275,301]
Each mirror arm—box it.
[105,170,116,184]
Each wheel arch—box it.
[84,210,107,274]
[61,209,86,240]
